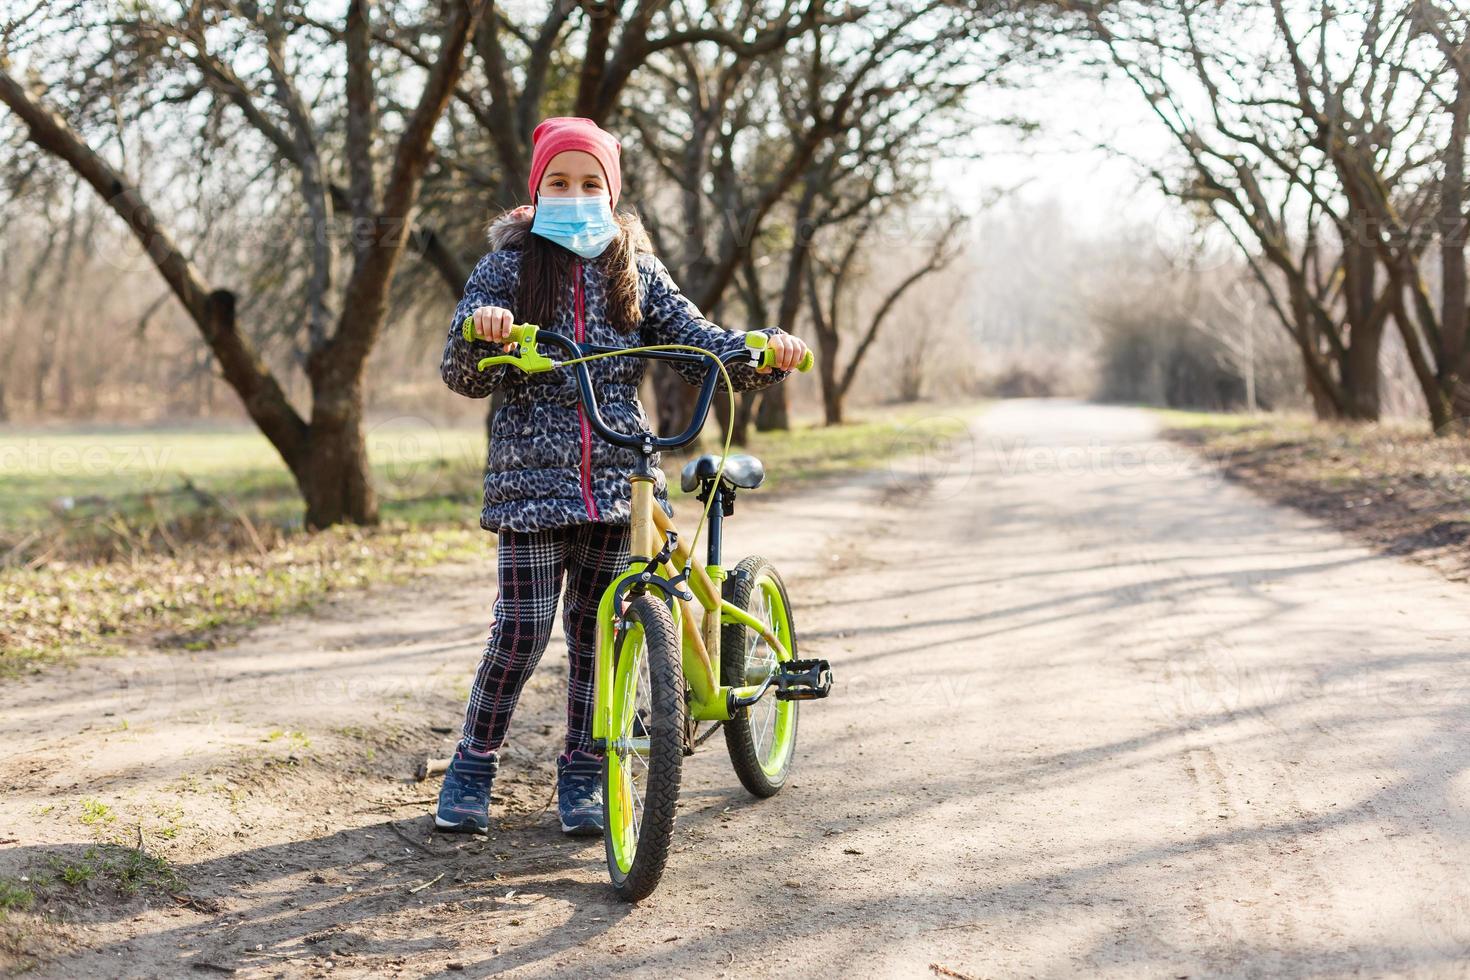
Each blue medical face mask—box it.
[530,194,619,259]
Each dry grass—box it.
[1,525,484,678]
[1,403,986,679]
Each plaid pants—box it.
[460,522,631,756]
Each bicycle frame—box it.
[591,474,795,745]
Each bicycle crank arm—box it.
[726,671,782,714]
[727,658,834,713]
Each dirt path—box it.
[6,399,1470,979]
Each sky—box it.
[926,67,1243,354]
[953,68,1183,235]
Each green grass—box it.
[0,845,180,979]
[52,862,93,887]
[1155,406,1459,451]
[1,402,984,678]
[77,799,115,828]
[0,423,490,547]
[0,648,62,681]
[705,405,981,491]
[0,880,34,918]
[43,844,181,897]
[263,729,311,750]
[1,407,982,533]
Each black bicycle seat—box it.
[679,453,765,492]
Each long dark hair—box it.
[515,211,645,334]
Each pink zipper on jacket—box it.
[573,263,600,522]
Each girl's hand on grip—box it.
[472,306,516,350]
[759,333,810,373]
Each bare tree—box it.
[1383,0,1470,429]
[805,209,967,423]
[1074,0,1409,421]
[0,0,485,526]
[632,0,1019,436]
[1261,0,1466,427]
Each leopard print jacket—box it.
[440,210,791,534]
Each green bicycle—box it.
[469,318,834,901]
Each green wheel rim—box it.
[606,619,650,875]
[747,573,797,778]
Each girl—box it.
[436,117,810,836]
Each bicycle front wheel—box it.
[721,556,799,798]
[603,594,685,902]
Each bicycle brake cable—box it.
[550,343,740,569]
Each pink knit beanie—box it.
[526,117,623,207]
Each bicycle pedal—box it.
[775,659,833,701]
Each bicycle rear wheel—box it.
[721,556,799,798]
[603,595,685,902]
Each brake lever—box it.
[476,347,557,374]
[465,316,558,374]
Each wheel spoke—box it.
[756,585,782,764]
[757,696,777,762]
[624,636,653,844]
[612,627,653,862]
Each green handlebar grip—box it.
[744,332,814,373]
[462,316,540,346]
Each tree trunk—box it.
[1386,280,1457,433]
[1302,360,1340,420]
[1450,380,1470,431]
[1442,72,1469,431]
[653,365,700,437]
[1340,318,1383,421]
[755,184,818,435]
[713,388,753,447]
[733,392,755,445]
[1338,221,1382,421]
[801,253,846,426]
[300,378,378,528]
[0,2,482,525]
[819,352,843,425]
[1287,282,1346,421]
[755,386,789,431]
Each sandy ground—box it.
[5,399,1470,979]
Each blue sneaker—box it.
[434,745,499,835]
[556,749,604,836]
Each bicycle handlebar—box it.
[462,317,813,452]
